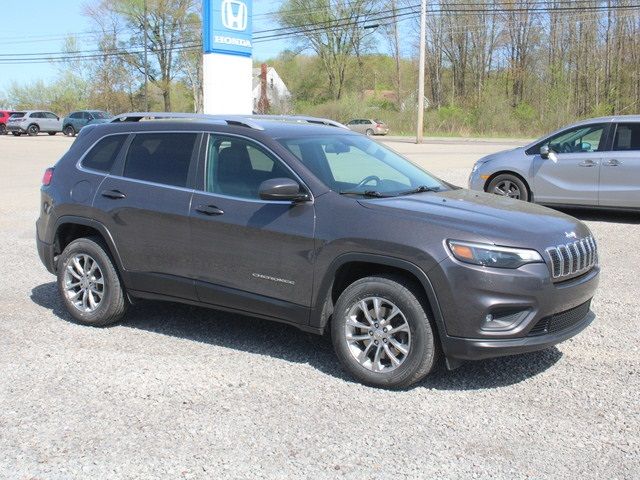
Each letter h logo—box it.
[221,0,248,31]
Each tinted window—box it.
[205,135,295,199]
[70,112,81,119]
[612,123,640,151]
[82,135,127,172]
[123,133,197,187]
[10,112,25,118]
[30,112,42,118]
[44,112,58,119]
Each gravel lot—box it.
[0,134,638,479]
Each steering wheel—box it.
[356,175,381,188]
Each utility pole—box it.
[416,0,426,144]
[143,0,149,111]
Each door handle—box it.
[604,159,621,167]
[101,189,126,199]
[196,204,224,216]
[578,160,597,167]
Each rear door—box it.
[599,122,640,208]
[532,123,609,206]
[189,133,316,324]
[92,131,201,300]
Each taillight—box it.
[42,168,54,186]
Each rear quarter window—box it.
[81,135,128,172]
[123,133,197,188]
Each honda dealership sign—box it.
[203,0,253,57]
[202,0,253,114]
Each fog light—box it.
[481,309,530,332]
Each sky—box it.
[0,0,288,92]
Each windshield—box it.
[278,134,446,195]
[91,111,111,119]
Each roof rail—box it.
[110,112,265,130]
[249,115,349,129]
[110,112,348,130]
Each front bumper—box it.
[428,255,599,362]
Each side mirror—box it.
[258,178,308,202]
[540,145,550,159]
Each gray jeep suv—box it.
[36,113,600,388]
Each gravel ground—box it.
[0,134,638,479]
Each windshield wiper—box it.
[339,190,391,198]
[396,185,441,196]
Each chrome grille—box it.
[546,236,597,279]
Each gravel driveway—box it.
[0,135,638,479]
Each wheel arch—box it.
[53,216,126,278]
[311,253,447,343]
[483,170,533,201]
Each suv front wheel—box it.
[331,275,437,389]
[57,237,128,326]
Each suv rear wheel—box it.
[331,275,437,389]
[57,237,127,326]
[27,124,39,136]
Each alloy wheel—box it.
[63,254,105,313]
[344,297,412,373]
[493,180,522,199]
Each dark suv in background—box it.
[36,113,600,388]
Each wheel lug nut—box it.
[374,323,379,328]
[383,327,387,333]
[368,331,374,336]
[383,338,388,343]
[374,340,379,345]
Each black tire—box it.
[27,124,39,136]
[331,275,437,389]
[48,131,57,136]
[486,173,530,202]
[56,237,128,327]
[12,132,21,136]
[365,128,374,136]
[63,125,76,137]
[0,124,6,135]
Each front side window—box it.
[82,135,127,172]
[279,134,445,195]
[70,112,81,119]
[545,124,606,154]
[205,135,296,199]
[123,133,197,187]
[612,123,640,151]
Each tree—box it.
[84,0,197,111]
[277,0,379,100]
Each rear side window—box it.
[10,112,25,118]
[82,135,127,172]
[612,123,640,151]
[123,133,197,188]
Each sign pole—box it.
[202,0,254,114]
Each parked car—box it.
[346,118,390,136]
[63,110,113,137]
[6,110,63,136]
[0,110,17,135]
[37,113,599,388]
[469,115,640,210]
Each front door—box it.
[92,132,200,299]
[189,134,316,325]
[599,122,640,208]
[532,123,608,206]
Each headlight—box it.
[471,162,481,174]
[447,240,543,269]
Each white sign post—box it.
[202,0,253,114]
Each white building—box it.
[252,66,292,113]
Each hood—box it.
[477,146,525,164]
[358,189,591,251]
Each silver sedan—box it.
[468,115,640,210]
